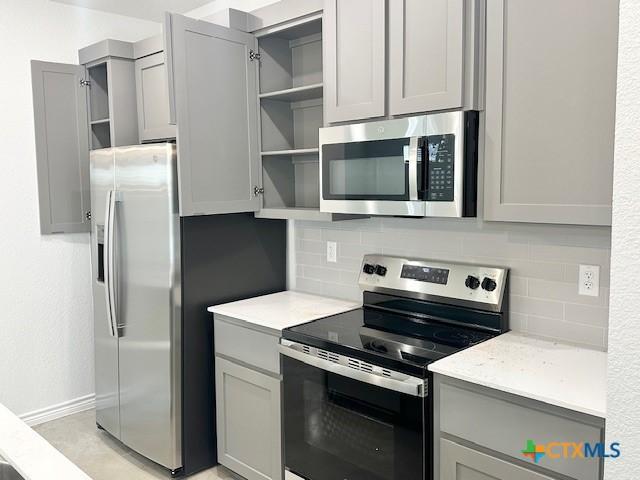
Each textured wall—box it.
[293,218,611,349]
[606,0,640,476]
[0,0,159,417]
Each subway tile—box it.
[509,312,528,332]
[322,282,362,302]
[509,276,527,296]
[526,315,605,349]
[295,277,324,296]
[528,279,609,306]
[564,303,610,327]
[296,238,323,254]
[321,228,362,244]
[295,252,322,266]
[296,227,322,241]
[303,266,342,283]
[339,243,382,259]
[339,269,360,286]
[333,256,363,270]
[510,295,563,319]
[530,244,610,265]
[462,232,529,260]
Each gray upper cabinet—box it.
[440,440,557,480]
[31,61,90,234]
[165,13,262,216]
[323,0,386,123]
[135,52,176,142]
[483,0,618,226]
[388,0,465,115]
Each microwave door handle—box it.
[408,137,419,201]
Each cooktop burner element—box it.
[283,255,509,378]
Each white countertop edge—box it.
[427,332,607,419]
[428,366,605,419]
[0,403,91,480]
[207,291,361,331]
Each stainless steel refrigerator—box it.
[89,143,286,476]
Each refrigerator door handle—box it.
[104,189,119,337]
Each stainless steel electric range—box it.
[280,254,509,480]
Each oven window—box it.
[283,356,425,480]
[322,139,411,200]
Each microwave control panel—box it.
[426,134,455,202]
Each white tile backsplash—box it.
[292,217,611,350]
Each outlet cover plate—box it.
[579,264,600,297]
[326,241,337,263]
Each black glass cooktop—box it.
[283,307,496,377]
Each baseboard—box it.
[20,393,96,427]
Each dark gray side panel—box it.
[180,213,286,475]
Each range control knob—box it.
[481,277,497,292]
[363,263,376,275]
[465,275,480,290]
[375,265,387,276]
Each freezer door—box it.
[114,144,182,470]
[90,148,120,438]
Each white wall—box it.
[606,0,640,476]
[185,0,279,19]
[0,0,159,418]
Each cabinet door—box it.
[135,52,176,142]
[441,439,556,480]
[166,13,261,216]
[31,60,90,234]
[389,0,464,115]
[216,357,282,480]
[324,0,386,123]
[484,0,617,225]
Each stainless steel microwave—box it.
[319,111,479,217]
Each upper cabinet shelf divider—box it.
[259,83,323,102]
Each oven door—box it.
[281,344,427,480]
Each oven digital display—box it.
[401,265,449,285]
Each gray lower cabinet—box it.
[323,0,386,123]
[164,13,262,216]
[388,0,465,115]
[441,439,556,480]
[483,0,618,226]
[215,356,282,480]
[31,61,91,234]
[134,52,176,142]
[434,375,604,480]
[214,314,283,480]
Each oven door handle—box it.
[279,341,426,397]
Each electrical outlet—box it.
[326,241,337,263]
[579,264,600,297]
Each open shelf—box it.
[261,148,319,157]
[88,62,109,122]
[259,83,323,102]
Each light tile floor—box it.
[33,409,236,479]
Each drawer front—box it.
[215,315,281,375]
[440,382,602,480]
[440,439,557,480]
